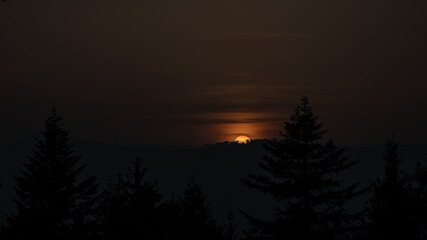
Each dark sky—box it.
[1,0,426,147]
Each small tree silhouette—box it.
[177,176,224,240]
[224,213,239,240]
[2,108,98,239]
[413,161,427,238]
[366,136,417,239]
[97,157,162,240]
[242,97,364,240]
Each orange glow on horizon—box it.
[234,135,251,143]
[203,112,282,143]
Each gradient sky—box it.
[1,0,427,147]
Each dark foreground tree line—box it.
[1,97,427,240]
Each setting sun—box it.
[234,135,251,144]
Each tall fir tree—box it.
[2,108,98,239]
[241,97,363,240]
[366,136,417,239]
[97,157,162,240]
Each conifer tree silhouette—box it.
[224,213,239,240]
[156,197,183,240]
[241,97,363,240]
[2,108,98,239]
[366,136,417,239]
[177,176,224,240]
[413,161,427,239]
[97,157,162,240]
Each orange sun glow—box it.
[234,135,251,144]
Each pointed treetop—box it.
[129,156,147,188]
[43,107,65,134]
[49,106,60,121]
[181,176,211,216]
[383,135,403,182]
[281,96,324,143]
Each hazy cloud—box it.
[220,32,316,39]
